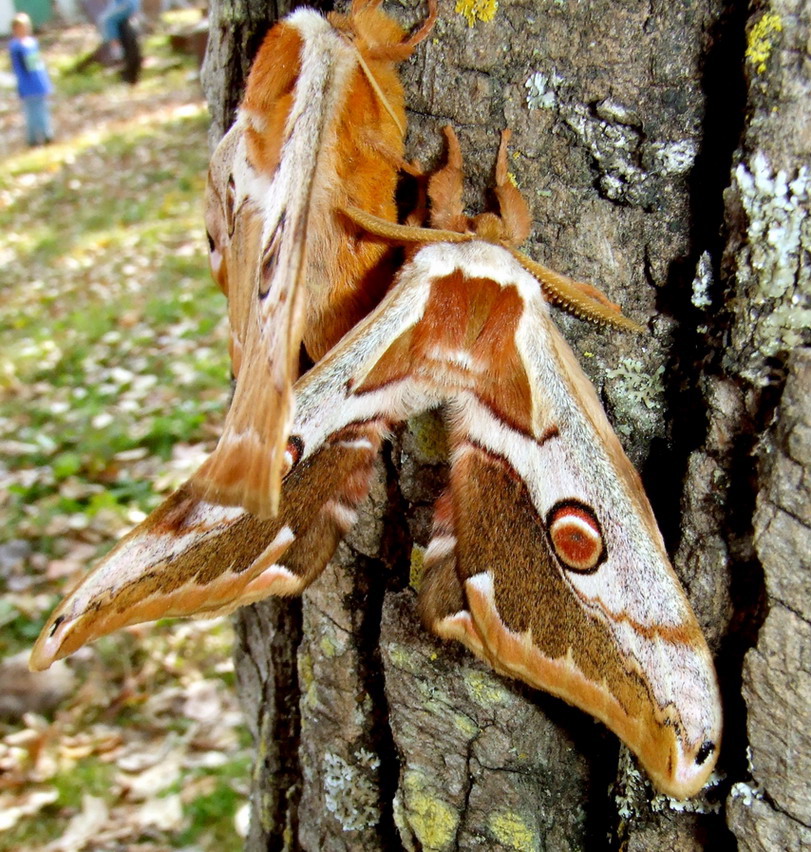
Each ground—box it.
[0,16,251,852]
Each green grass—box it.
[0,108,230,562]
[172,755,253,848]
[0,23,250,851]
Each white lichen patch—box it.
[563,104,648,205]
[613,746,650,820]
[595,98,641,127]
[730,780,765,807]
[323,748,381,832]
[732,153,811,383]
[648,140,698,176]
[560,101,699,206]
[691,251,714,309]
[525,71,559,110]
[605,358,665,412]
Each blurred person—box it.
[8,13,54,147]
[99,0,140,59]
[98,0,142,84]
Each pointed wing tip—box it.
[653,733,721,800]
[28,647,53,672]
[461,573,722,799]
[29,620,68,672]
[649,755,718,800]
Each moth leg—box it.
[351,0,383,14]
[358,130,423,177]
[399,0,438,50]
[403,164,430,228]
[493,128,533,246]
[428,125,470,234]
[363,0,438,62]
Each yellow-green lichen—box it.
[746,12,783,74]
[453,713,478,738]
[410,544,426,590]
[464,669,511,705]
[319,634,339,658]
[407,409,448,463]
[386,641,424,675]
[456,0,498,27]
[488,811,540,851]
[298,652,318,709]
[403,770,459,850]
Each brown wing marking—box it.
[192,22,312,518]
[30,423,384,671]
[418,490,488,658]
[439,441,714,798]
[354,271,535,437]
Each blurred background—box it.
[0,6,252,849]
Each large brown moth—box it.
[31,128,722,799]
[197,0,436,519]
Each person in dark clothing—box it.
[98,0,142,84]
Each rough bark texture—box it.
[201,1,810,848]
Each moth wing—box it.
[415,243,721,798]
[194,117,309,519]
[195,11,361,519]
[30,271,439,672]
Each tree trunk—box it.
[201,1,811,849]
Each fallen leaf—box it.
[45,793,108,852]
[0,788,59,831]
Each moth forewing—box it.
[196,4,435,519]
[29,414,383,672]
[29,265,444,673]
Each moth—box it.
[31,128,722,800]
[198,0,436,519]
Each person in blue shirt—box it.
[9,13,54,147]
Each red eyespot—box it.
[546,500,605,573]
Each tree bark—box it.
[202,1,811,849]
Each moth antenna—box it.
[354,48,405,137]
[494,128,532,246]
[428,125,468,232]
[342,205,471,244]
[365,0,438,60]
[508,247,646,333]
[399,0,438,50]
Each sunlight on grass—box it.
[0,20,251,851]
